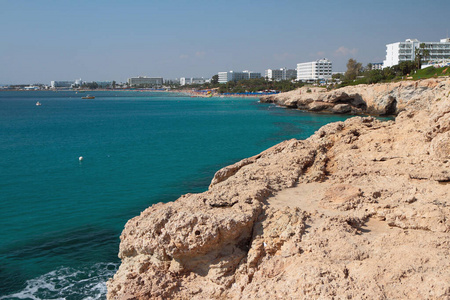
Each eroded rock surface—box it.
[260,78,448,115]
[107,78,450,299]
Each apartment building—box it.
[50,81,74,88]
[128,76,163,86]
[265,68,297,81]
[371,63,383,70]
[180,77,192,85]
[50,79,112,88]
[296,59,332,81]
[285,68,297,80]
[180,77,210,85]
[218,70,261,83]
[383,38,450,68]
[244,70,261,80]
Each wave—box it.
[0,262,118,300]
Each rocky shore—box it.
[260,79,447,116]
[107,78,450,299]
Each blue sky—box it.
[1,0,449,84]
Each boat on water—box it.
[81,95,95,99]
[36,101,42,106]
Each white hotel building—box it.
[50,81,74,88]
[128,76,163,86]
[383,38,450,68]
[50,78,83,88]
[218,70,261,83]
[265,68,297,81]
[180,77,210,86]
[296,58,332,82]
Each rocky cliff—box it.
[260,79,446,115]
[107,78,450,299]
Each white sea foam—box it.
[0,262,118,300]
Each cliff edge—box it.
[107,78,450,299]
[260,79,446,115]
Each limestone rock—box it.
[260,78,449,115]
[108,78,450,299]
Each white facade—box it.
[265,69,283,81]
[371,63,383,70]
[383,38,450,68]
[285,69,297,80]
[180,77,192,86]
[50,79,114,88]
[243,70,261,79]
[218,71,261,83]
[50,81,74,88]
[265,68,297,81]
[192,78,210,84]
[24,86,40,90]
[164,78,180,85]
[296,59,332,81]
[383,39,420,68]
[128,76,163,86]
[218,72,233,83]
[232,72,248,81]
[180,77,210,85]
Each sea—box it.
[0,90,353,299]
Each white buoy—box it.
[79,156,83,162]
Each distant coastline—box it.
[173,88,262,98]
[0,88,272,99]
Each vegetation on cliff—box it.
[337,58,448,88]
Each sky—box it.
[1,0,449,84]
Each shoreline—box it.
[0,88,268,99]
[167,88,274,98]
[107,77,450,299]
[260,78,448,116]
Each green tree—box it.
[344,59,363,81]
[364,69,385,84]
[82,81,99,89]
[332,73,344,81]
[112,80,116,89]
[211,75,219,85]
[397,61,415,76]
[414,43,430,69]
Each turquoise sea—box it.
[0,91,352,299]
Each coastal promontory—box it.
[107,78,450,299]
[260,79,446,116]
